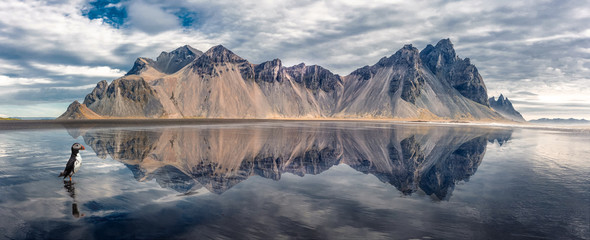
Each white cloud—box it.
[126,1,180,34]
[30,63,125,78]
[0,0,589,119]
[0,75,54,86]
[52,84,98,90]
[0,0,218,66]
[0,59,24,74]
[524,30,590,44]
[105,3,123,9]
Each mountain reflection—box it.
[65,122,512,200]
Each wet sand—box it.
[0,119,278,130]
[2,118,587,133]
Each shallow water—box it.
[0,121,588,239]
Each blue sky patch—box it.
[83,0,127,28]
[175,8,198,28]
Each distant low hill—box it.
[0,117,20,120]
[529,118,590,125]
[2,117,55,120]
[59,39,520,122]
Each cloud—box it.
[0,75,54,86]
[0,59,24,73]
[0,86,94,104]
[30,63,125,78]
[513,91,538,96]
[126,1,180,34]
[0,0,589,118]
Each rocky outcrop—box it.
[154,45,203,74]
[283,63,340,92]
[126,58,157,76]
[126,45,203,75]
[84,77,165,118]
[57,100,102,120]
[61,39,512,121]
[83,80,108,106]
[252,59,285,83]
[420,39,489,106]
[386,45,424,103]
[192,45,250,77]
[489,94,525,122]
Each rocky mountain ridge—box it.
[59,39,516,121]
[127,45,203,75]
[488,94,525,122]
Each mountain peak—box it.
[350,44,421,80]
[170,45,203,55]
[292,62,306,68]
[209,44,227,51]
[202,45,246,63]
[390,44,421,67]
[127,45,204,76]
[434,38,457,61]
[489,94,525,122]
[83,80,108,106]
[435,38,453,47]
[153,45,203,74]
[419,38,489,106]
[372,44,421,69]
[57,100,102,120]
[205,45,231,56]
[401,44,414,50]
[126,57,156,75]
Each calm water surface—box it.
[0,121,588,239]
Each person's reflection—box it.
[63,181,85,218]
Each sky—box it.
[0,0,589,120]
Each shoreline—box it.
[0,118,587,132]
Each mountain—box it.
[488,94,526,122]
[420,39,489,106]
[57,101,103,120]
[59,40,511,121]
[127,45,203,75]
[69,122,513,198]
[336,43,499,119]
[529,118,590,125]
